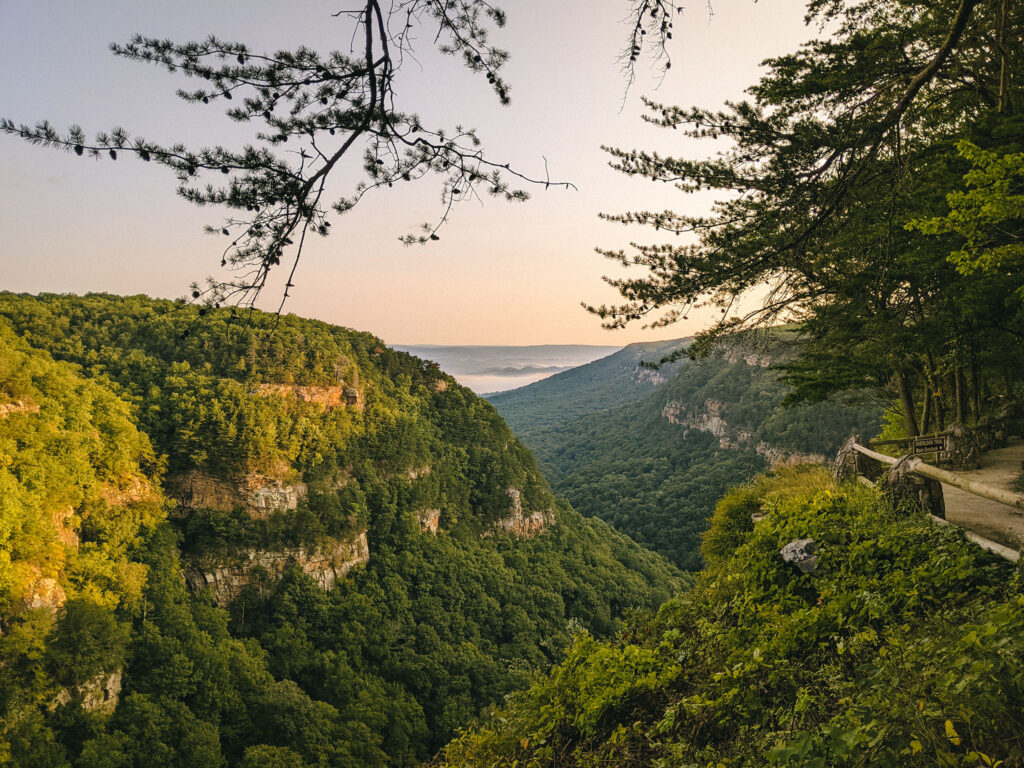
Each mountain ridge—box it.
[0,292,684,767]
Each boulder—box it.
[780,538,821,574]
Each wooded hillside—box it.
[0,292,683,767]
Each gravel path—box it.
[941,437,1024,551]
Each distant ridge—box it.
[394,343,622,393]
[484,337,690,434]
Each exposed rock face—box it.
[755,443,828,469]
[432,380,448,393]
[100,474,156,507]
[662,399,826,468]
[415,508,441,533]
[22,575,67,612]
[243,477,308,520]
[54,670,122,715]
[487,488,552,538]
[170,471,240,514]
[407,466,432,481]
[633,367,668,386]
[51,505,79,548]
[663,399,733,446]
[725,351,773,368]
[719,338,774,368]
[185,531,370,606]
[256,382,367,412]
[343,387,364,411]
[170,471,307,520]
[257,383,345,409]
[0,398,39,418]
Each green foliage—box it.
[496,348,880,569]
[441,468,1024,767]
[46,600,129,688]
[238,745,306,768]
[0,292,684,767]
[0,320,161,616]
[592,0,1024,436]
[910,140,1024,297]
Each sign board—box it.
[913,435,947,453]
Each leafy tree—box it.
[46,600,129,688]
[238,745,306,768]
[589,0,1024,433]
[910,140,1024,297]
[0,292,684,766]
[440,467,1024,768]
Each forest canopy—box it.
[591,0,1024,436]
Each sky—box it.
[0,0,812,345]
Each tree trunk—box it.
[934,379,947,432]
[971,354,982,419]
[920,387,933,435]
[998,0,1008,113]
[897,369,920,436]
[955,368,967,425]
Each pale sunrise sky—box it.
[0,0,811,344]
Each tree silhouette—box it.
[2,0,679,311]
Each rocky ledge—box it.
[54,670,122,715]
[257,383,364,411]
[484,488,553,538]
[0,398,40,419]
[662,399,825,468]
[169,470,308,520]
[185,531,370,606]
[415,508,441,533]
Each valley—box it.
[488,335,882,568]
[0,293,682,767]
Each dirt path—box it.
[941,437,1024,551]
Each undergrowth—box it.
[441,465,1024,768]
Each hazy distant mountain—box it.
[484,337,691,434]
[393,344,621,393]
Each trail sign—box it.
[913,435,948,453]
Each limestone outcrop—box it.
[407,466,432,481]
[415,508,441,533]
[100,474,157,507]
[662,399,826,468]
[51,505,78,548]
[0,398,39,419]
[185,531,370,605]
[21,575,67,612]
[663,399,734,446]
[486,488,552,538]
[256,382,366,412]
[780,539,821,574]
[633,367,669,386]
[54,670,122,715]
[170,470,308,520]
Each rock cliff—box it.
[485,488,553,538]
[170,470,308,520]
[662,399,826,468]
[0,398,40,418]
[416,508,442,533]
[184,531,370,606]
[54,670,122,715]
[21,574,67,612]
